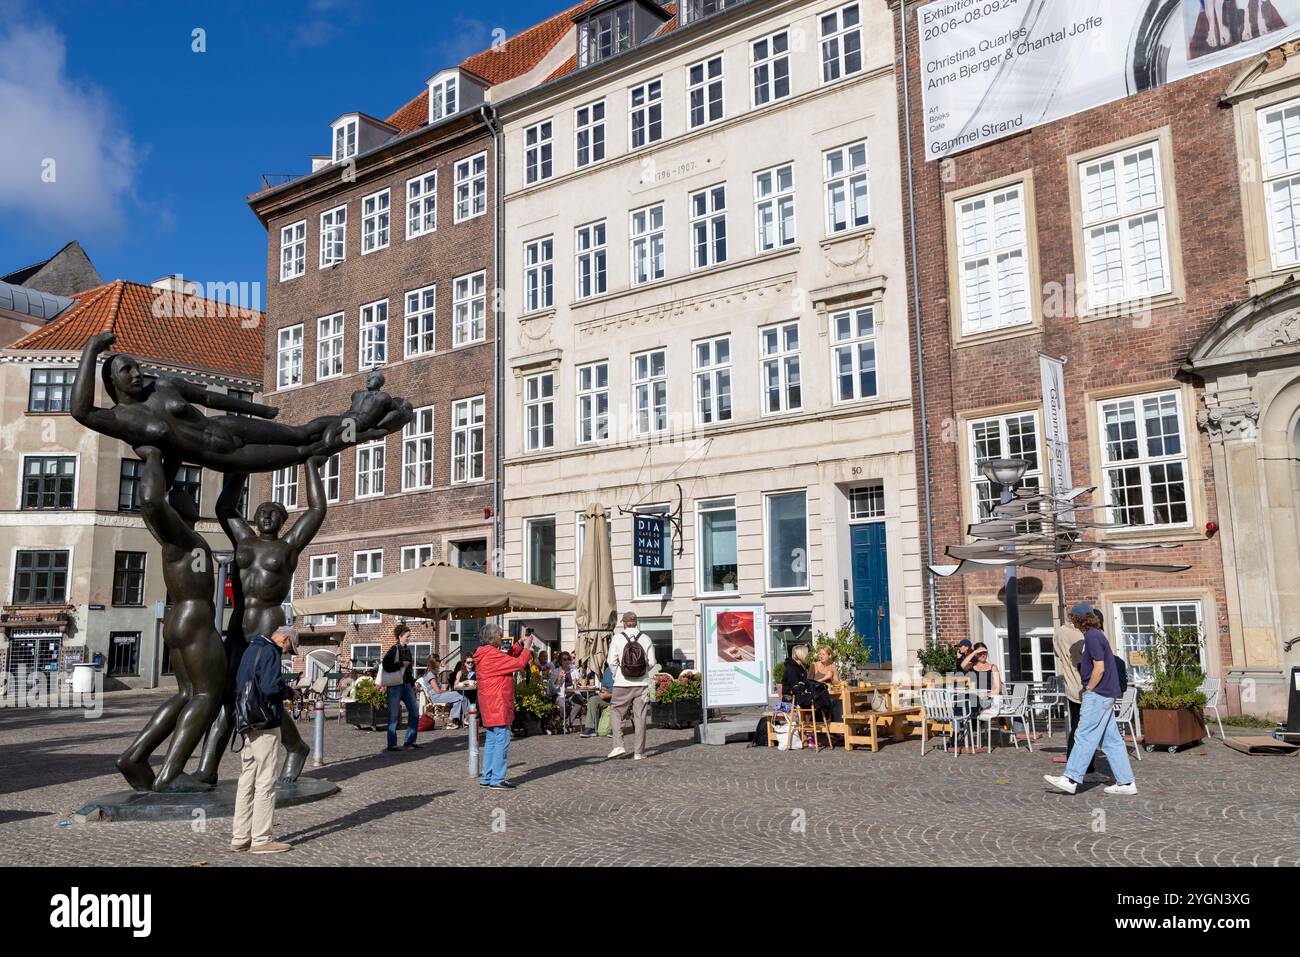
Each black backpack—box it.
[619,633,648,679]
[234,674,278,736]
[1113,655,1129,695]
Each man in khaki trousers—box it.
[607,612,656,760]
[231,626,296,854]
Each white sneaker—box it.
[605,747,627,760]
[633,753,645,760]
[1043,774,1077,795]
[1104,782,1138,795]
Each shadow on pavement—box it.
[278,791,452,846]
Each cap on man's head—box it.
[274,626,299,654]
[1069,603,1095,620]
[956,639,973,649]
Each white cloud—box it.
[0,17,138,233]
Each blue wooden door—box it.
[850,523,891,665]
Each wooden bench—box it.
[838,707,923,752]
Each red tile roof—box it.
[539,3,678,84]
[8,279,264,381]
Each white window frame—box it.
[350,643,381,670]
[355,441,385,499]
[332,119,357,162]
[431,75,458,120]
[1098,390,1192,530]
[966,411,1043,522]
[525,516,558,588]
[830,305,877,403]
[404,284,437,358]
[524,238,554,313]
[819,2,863,84]
[760,320,801,415]
[764,489,810,593]
[350,549,384,624]
[1113,601,1205,683]
[629,78,663,150]
[824,140,870,235]
[848,482,885,521]
[271,466,299,510]
[693,334,732,427]
[276,324,303,389]
[358,299,388,369]
[525,120,554,185]
[316,312,344,380]
[454,151,488,222]
[575,221,608,300]
[451,396,486,484]
[955,182,1033,335]
[279,220,306,281]
[578,5,631,67]
[452,271,487,346]
[755,163,796,251]
[630,203,666,285]
[696,497,739,597]
[323,454,341,504]
[1260,97,1300,269]
[319,204,347,268]
[687,54,725,130]
[633,348,668,435]
[751,29,791,107]
[402,406,435,491]
[398,544,435,622]
[690,184,727,270]
[575,99,606,169]
[576,361,610,445]
[307,553,338,626]
[361,189,390,254]
[524,372,556,452]
[406,171,438,239]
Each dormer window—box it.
[427,69,484,126]
[577,5,632,67]
[432,75,458,121]
[681,0,731,24]
[333,118,358,162]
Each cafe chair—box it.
[978,682,1033,752]
[920,688,974,756]
[793,699,833,753]
[1113,686,1143,760]
[1197,677,1225,740]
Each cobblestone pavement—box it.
[1,690,1296,866]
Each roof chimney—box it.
[150,274,200,296]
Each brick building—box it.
[893,1,1300,719]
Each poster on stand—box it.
[699,603,769,709]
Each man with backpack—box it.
[231,626,298,854]
[607,612,656,760]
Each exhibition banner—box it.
[700,603,769,708]
[918,0,1300,159]
[1038,353,1073,521]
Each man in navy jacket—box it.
[231,626,297,854]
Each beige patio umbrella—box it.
[574,503,617,680]
[292,561,576,620]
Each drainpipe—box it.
[899,1,939,647]
[481,103,505,581]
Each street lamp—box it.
[979,457,1030,682]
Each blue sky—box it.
[0,0,548,296]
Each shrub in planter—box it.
[917,641,960,676]
[512,674,555,735]
[345,677,400,731]
[1137,627,1208,752]
[652,673,703,729]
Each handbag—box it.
[773,714,803,750]
[378,651,404,688]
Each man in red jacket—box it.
[472,623,532,790]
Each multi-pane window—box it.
[323,453,341,503]
[351,550,384,624]
[576,222,608,299]
[820,2,863,83]
[12,550,69,604]
[453,271,487,346]
[350,643,381,670]
[404,285,437,357]
[755,164,796,251]
[359,300,388,368]
[22,456,75,510]
[525,121,553,185]
[576,362,609,444]
[751,30,791,106]
[694,336,732,426]
[452,396,486,483]
[698,498,738,594]
[112,551,146,606]
[825,141,870,234]
[830,306,877,402]
[690,185,727,269]
[431,75,458,120]
[760,321,801,414]
[1259,98,1300,268]
[333,119,357,162]
[1099,391,1190,528]
[319,205,346,268]
[578,5,632,67]
[307,554,337,626]
[955,183,1032,335]
[524,372,556,452]
[406,171,438,238]
[454,152,487,222]
[361,189,390,254]
[968,412,1041,520]
[849,482,885,520]
[1079,142,1171,307]
[316,313,344,379]
[119,458,142,512]
[629,79,663,149]
[524,238,554,313]
[401,544,435,573]
[28,368,75,412]
[767,491,808,591]
[402,406,435,491]
[279,220,306,281]
[631,204,666,285]
[355,441,385,498]
[276,324,303,389]
[634,504,673,598]
[1115,602,1204,682]
[526,517,557,588]
[174,465,202,513]
[633,349,668,435]
[575,100,606,168]
[688,55,725,129]
[272,466,298,509]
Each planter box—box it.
[1140,707,1205,751]
[651,699,703,729]
[345,702,405,731]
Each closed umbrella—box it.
[574,503,617,681]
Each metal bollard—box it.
[467,700,479,778]
[312,698,326,767]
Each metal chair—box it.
[978,682,1034,752]
[1198,677,1225,740]
[1113,686,1142,761]
[920,688,974,755]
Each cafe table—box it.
[825,683,924,752]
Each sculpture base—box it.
[73,776,339,823]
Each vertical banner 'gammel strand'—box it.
[919,0,1300,159]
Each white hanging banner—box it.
[1039,353,1073,520]
[918,0,1300,160]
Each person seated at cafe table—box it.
[809,645,841,685]
[780,643,834,722]
[961,642,1035,741]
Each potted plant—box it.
[345,677,398,731]
[1137,626,1208,752]
[916,640,960,677]
[512,674,555,736]
[816,625,876,679]
[651,672,703,728]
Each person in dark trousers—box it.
[231,626,297,854]
[381,623,419,752]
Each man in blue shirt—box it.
[1044,604,1137,796]
[579,664,615,738]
